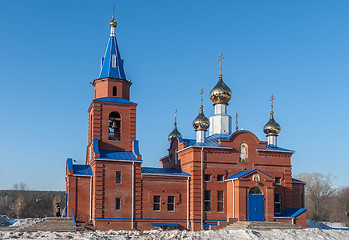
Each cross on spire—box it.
[235,112,239,131]
[270,94,275,113]
[112,6,115,20]
[200,88,204,106]
[174,108,177,123]
[218,53,224,75]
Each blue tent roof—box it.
[275,208,307,218]
[97,150,142,161]
[142,167,190,177]
[226,169,274,181]
[73,165,93,176]
[99,31,126,79]
[93,97,136,105]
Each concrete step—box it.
[17,217,76,232]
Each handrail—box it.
[72,209,76,229]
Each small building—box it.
[65,11,307,231]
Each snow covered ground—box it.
[0,219,348,240]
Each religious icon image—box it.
[240,143,248,162]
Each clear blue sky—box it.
[0,0,348,190]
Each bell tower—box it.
[87,9,137,153]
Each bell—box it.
[112,121,118,129]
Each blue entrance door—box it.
[248,194,264,221]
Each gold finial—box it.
[218,53,224,76]
[235,112,239,131]
[113,6,115,20]
[270,94,275,113]
[200,88,204,106]
[174,108,177,123]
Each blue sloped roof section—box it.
[142,167,190,177]
[93,97,136,105]
[67,158,73,170]
[276,208,307,218]
[183,134,230,147]
[93,138,100,154]
[292,178,306,184]
[256,145,294,152]
[73,165,93,176]
[97,150,142,161]
[99,35,126,79]
[226,169,274,181]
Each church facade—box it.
[65,12,307,231]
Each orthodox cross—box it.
[218,53,224,75]
[270,94,275,112]
[235,112,239,131]
[200,88,204,106]
[174,108,177,123]
[112,6,115,20]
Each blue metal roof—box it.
[226,169,274,181]
[93,97,136,105]
[97,150,141,161]
[99,32,126,79]
[183,134,230,147]
[292,178,306,184]
[256,145,294,152]
[93,138,100,154]
[203,223,218,227]
[275,208,307,218]
[67,158,73,171]
[73,165,93,176]
[150,222,179,227]
[142,167,190,177]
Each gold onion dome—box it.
[193,106,210,131]
[210,74,232,105]
[263,112,281,136]
[110,18,117,27]
[168,122,182,142]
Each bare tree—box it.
[12,182,28,191]
[296,173,336,221]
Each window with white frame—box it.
[153,196,160,212]
[204,190,211,212]
[167,196,175,212]
[275,193,281,214]
[217,175,224,182]
[115,171,121,184]
[217,191,224,212]
[115,197,121,211]
[204,174,211,182]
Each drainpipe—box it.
[233,180,235,219]
[187,176,190,230]
[131,162,134,229]
[201,147,204,230]
[89,176,93,221]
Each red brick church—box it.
[65,11,307,231]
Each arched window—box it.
[113,86,117,96]
[112,54,117,68]
[109,112,121,141]
[249,187,263,195]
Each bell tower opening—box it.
[109,112,121,141]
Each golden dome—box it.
[168,122,182,142]
[193,106,210,131]
[110,19,117,27]
[210,74,232,105]
[263,112,281,136]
